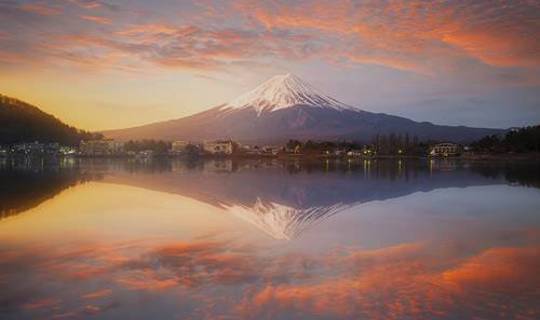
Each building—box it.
[203,140,234,155]
[262,146,280,155]
[429,142,460,157]
[59,146,77,155]
[171,141,190,154]
[12,142,43,154]
[43,143,60,155]
[79,139,124,156]
[347,150,364,157]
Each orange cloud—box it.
[441,247,540,290]
[80,15,111,25]
[1,237,538,319]
[116,24,188,37]
[240,0,540,71]
[240,244,540,319]
[116,270,178,291]
[442,31,540,68]
[68,0,102,10]
[81,289,113,300]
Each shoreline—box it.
[2,153,540,162]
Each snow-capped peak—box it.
[221,73,356,115]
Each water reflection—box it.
[0,158,539,319]
[2,158,538,239]
[0,158,98,219]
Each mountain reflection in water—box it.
[1,158,538,239]
[0,158,539,319]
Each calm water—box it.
[1,158,539,319]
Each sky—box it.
[0,0,539,131]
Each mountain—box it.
[0,94,100,145]
[103,74,504,143]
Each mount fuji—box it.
[104,73,503,142]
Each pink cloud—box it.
[81,288,113,300]
[22,298,61,310]
[239,0,540,71]
[80,15,111,25]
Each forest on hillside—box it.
[471,125,540,153]
[0,94,101,146]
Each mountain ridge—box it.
[103,74,505,143]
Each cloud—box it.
[239,244,540,319]
[68,0,103,9]
[81,289,113,300]
[80,15,111,25]
[117,241,263,289]
[239,0,540,72]
[19,2,63,16]
[22,298,61,310]
[67,0,118,11]
[1,0,538,78]
[0,237,538,319]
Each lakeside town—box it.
[1,124,539,160]
[0,139,451,158]
[0,138,467,158]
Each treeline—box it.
[0,94,101,146]
[286,133,429,155]
[124,140,171,154]
[372,133,428,155]
[471,125,540,153]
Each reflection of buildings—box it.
[429,158,459,172]
[171,141,190,154]
[203,159,234,172]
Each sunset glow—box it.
[1,0,539,129]
[1,2,540,319]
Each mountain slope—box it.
[0,94,99,145]
[104,74,504,143]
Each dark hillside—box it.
[0,94,100,145]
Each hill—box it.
[0,94,100,146]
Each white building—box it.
[203,140,234,155]
[430,142,460,157]
[79,139,124,156]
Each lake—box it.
[0,157,539,319]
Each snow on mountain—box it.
[220,73,356,115]
[223,198,352,240]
